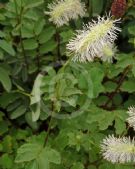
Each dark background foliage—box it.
[0,0,135,168]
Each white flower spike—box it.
[45,0,86,27]
[67,15,121,62]
[127,106,135,130]
[101,135,135,163]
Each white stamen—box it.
[101,135,135,163]
[45,0,86,27]
[67,15,121,62]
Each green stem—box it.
[20,31,29,70]
[121,125,130,137]
[88,0,93,18]
[44,114,53,147]
[56,30,61,61]
[16,90,32,97]
[14,0,29,71]
[103,65,131,108]
[44,102,54,147]
[14,0,19,23]
[34,33,41,73]
[60,56,72,72]
[44,58,72,148]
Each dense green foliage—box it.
[0,0,135,168]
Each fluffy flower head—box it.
[45,0,86,27]
[101,135,135,163]
[66,15,121,62]
[127,106,135,130]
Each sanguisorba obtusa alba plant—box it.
[46,1,132,165]
[66,14,121,62]
[101,107,135,164]
[45,0,86,27]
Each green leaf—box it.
[104,81,117,92]
[43,147,61,164]
[121,80,135,93]
[15,143,43,163]
[0,67,12,92]
[34,18,45,35]
[0,31,5,38]
[2,135,13,153]
[114,110,128,122]
[0,144,3,151]
[56,79,67,98]
[89,67,104,98]
[24,9,39,21]
[23,39,38,50]
[30,74,44,121]
[113,94,123,106]
[31,103,41,122]
[21,24,34,38]
[116,53,134,68]
[86,105,127,132]
[129,38,135,47]
[78,73,88,89]
[53,130,69,151]
[128,25,135,35]
[0,154,13,169]
[25,161,39,169]
[71,162,84,169]
[38,27,56,44]
[99,164,135,169]
[116,164,134,169]
[25,112,39,130]
[0,40,15,56]
[37,156,49,169]
[31,74,43,105]
[132,64,135,77]
[0,49,4,60]
[24,0,44,9]
[39,40,57,54]
[127,7,135,17]
[60,30,74,43]
[0,92,19,108]
[99,163,115,169]
[107,65,123,78]
[42,66,56,76]
[15,143,61,169]
[88,165,96,169]
[10,105,27,119]
[92,0,104,16]
[61,96,78,107]
[15,129,29,140]
[63,88,82,97]
[99,112,115,130]
[0,121,8,135]
[115,118,126,135]
[0,13,5,21]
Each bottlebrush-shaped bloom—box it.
[101,135,135,163]
[127,106,135,130]
[45,0,86,27]
[66,15,121,62]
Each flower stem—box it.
[103,65,131,109]
[14,0,29,72]
[44,102,54,147]
[44,114,53,147]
